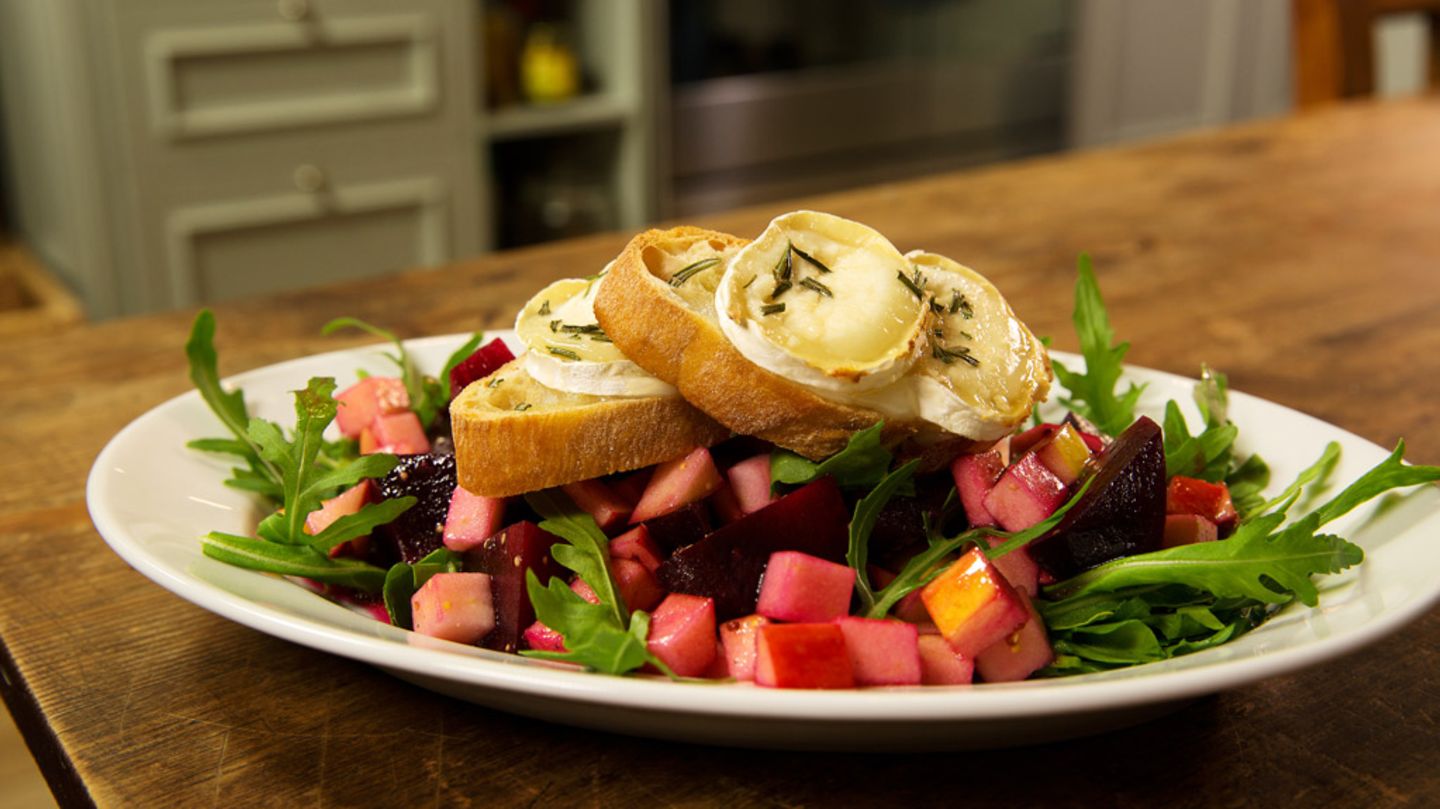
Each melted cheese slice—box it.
[715,211,927,397]
[515,274,677,398]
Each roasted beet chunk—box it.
[657,478,849,619]
[372,453,457,564]
[1027,416,1166,579]
[464,521,563,653]
[641,502,713,553]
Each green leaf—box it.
[525,489,628,627]
[847,460,921,615]
[247,378,340,544]
[520,572,654,674]
[1050,255,1146,436]
[1313,440,1440,527]
[308,496,416,553]
[1052,620,1165,664]
[439,333,486,392]
[185,310,282,494]
[411,547,464,589]
[1162,399,1239,481]
[1258,441,1340,516]
[1226,454,1271,519]
[305,453,401,501]
[383,563,416,628]
[201,532,388,591]
[771,422,905,491]
[323,316,449,429]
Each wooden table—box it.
[3,98,1438,808]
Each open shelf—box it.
[485,94,634,141]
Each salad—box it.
[187,258,1440,687]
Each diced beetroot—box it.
[647,594,718,677]
[372,453,456,564]
[1163,513,1219,548]
[1028,416,1167,578]
[719,614,771,681]
[893,589,931,624]
[920,548,1028,658]
[410,572,495,644]
[755,551,856,623]
[641,502,713,553]
[562,478,632,532]
[1035,423,1093,485]
[657,478,850,619]
[448,338,516,398]
[974,591,1053,682]
[709,482,747,523]
[702,641,731,679]
[1011,423,1058,457]
[985,536,1040,597]
[982,452,1069,532]
[834,617,921,686]
[1166,476,1239,534]
[521,620,567,653]
[610,468,652,506]
[442,488,507,553]
[335,376,409,438]
[609,525,664,573]
[305,480,375,560]
[727,454,776,514]
[917,635,975,685]
[631,447,724,523]
[367,411,431,455]
[754,623,854,689]
[951,443,1009,528]
[612,557,666,612]
[464,521,564,652]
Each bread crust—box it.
[450,358,731,497]
[595,226,924,460]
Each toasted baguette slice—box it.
[594,226,928,460]
[450,358,731,497]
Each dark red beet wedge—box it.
[1027,416,1166,579]
[642,501,713,553]
[372,453,456,564]
[657,478,849,619]
[448,338,516,398]
[464,521,563,653]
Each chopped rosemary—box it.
[590,334,613,343]
[538,300,551,316]
[670,257,721,287]
[772,247,793,284]
[933,343,980,367]
[514,402,532,411]
[742,275,757,289]
[928,295,945,315]
[547,346,582,361]
[770,280,793,300]
[960,331,974,340]
[799,277,833,297]
[487,376,504,388]
[948,290,974,319]
[548,319,561,333]
[761,302,786,316]
[791,244,832,273]
[897,269,925,300]
[559,323,606,336]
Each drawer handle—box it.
[292,164,327,193]
[277,0,312,22]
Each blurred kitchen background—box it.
[0,0,1433,328]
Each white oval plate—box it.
[87,334,1440,750]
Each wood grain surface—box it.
[2,99,1438,808]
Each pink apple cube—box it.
[920,548,1029,658]
[974,591,1054,683]
[365,410,430,455]
[410,572,495,644]
[754,623,854,689]
[727,454,777,514]
[719,614,771,681]
[305,479,374,536]
[984,536,1040,597]
[952,439,1010,528]
[755,551,856,623]
[1035,423,1093,485]
[982,452,1069,532]
[562,478,632,532]
[917,635,975,685]
[1163,513,1220,548]
[609,524,664,572]
[612,557,666,612]
[630,447,723,523]
[522,620,567,653]
[443,488,506,552]
[834,617,921,686]
[334,376,409,438]
[647,594,718,677]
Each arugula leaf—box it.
[1226,454,1271,519]
[185,310,283,498]
[1050,255,1146,436]
[1313,440,1440,526]
[847,460,921,615]
[525,489,627,626]
[1163,400,1239,481]
[770,422,909,493]
[322,317,472,430]
[201,532,388,591]
[308,496,416,553]
[1257,441,1340,516]
[439,333,486,393]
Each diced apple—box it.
[720,614,771,681]
[920,548,1028,658]
[834,617,921,686]
[984,536,1040,597]
[982,452,1069,532]
[305,479,374,536]
[630,447,724,523]
[893,589,932,624]
[442,488,506,553]
[334,376,409,438]
[562,477,632,532]
[366,411,430,455]
[727,454,777,514]
[1166,476,1239,534]
[755,551,856,623]
[754,624,854,689]
[975,591,1053,683]
[1163,513,1219,548]
[609,525,664,573]
[917,635,975,685]
[569,577,600,604]
[1011,423,1058,457]
[647,594,718,677]
[1035,423,1093,485]
[410,572,495,644]
[612,557,666,612]
[951,441,1009,528]
[522,620,566,653]
[448,338,516,398]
